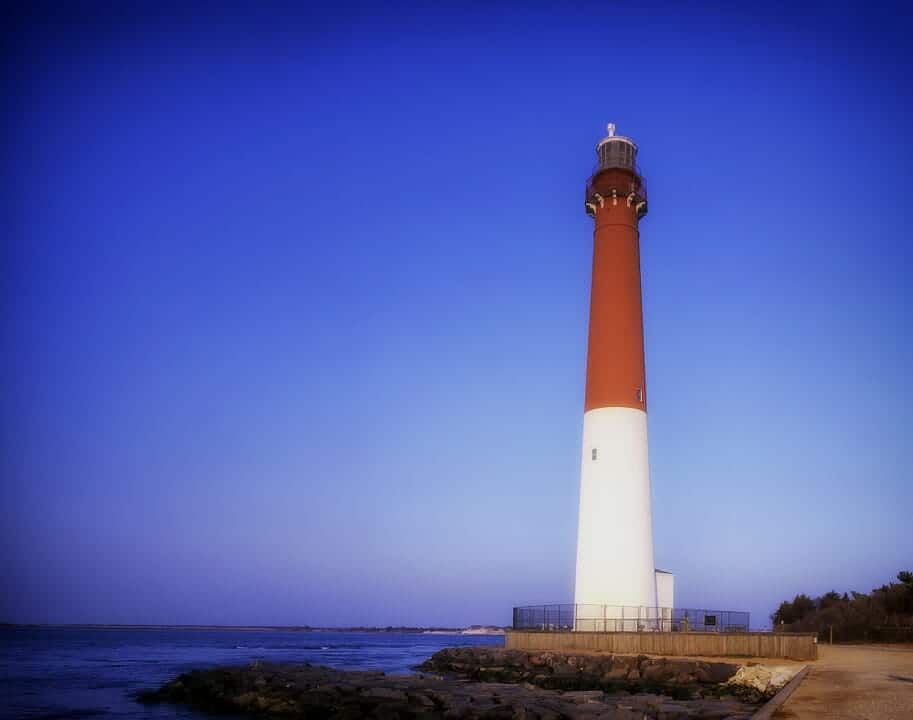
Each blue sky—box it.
[2,1,911,628]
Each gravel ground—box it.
[773,644,913,719]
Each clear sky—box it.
[2,2,911,628]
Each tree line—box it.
[772,571,913,642]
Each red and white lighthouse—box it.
[574,124,672,623]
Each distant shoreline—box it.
[0,623,506,634]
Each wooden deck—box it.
[506,629,818,660]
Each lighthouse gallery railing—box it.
[512,604,750,633]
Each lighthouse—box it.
[574,124,672,627]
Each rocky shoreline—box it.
[419,648,740,696]
[139,647,793,718]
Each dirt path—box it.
[774,644,913,719]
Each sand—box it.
[774,644,913,719]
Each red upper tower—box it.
[582,123,649,413]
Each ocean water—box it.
[0,627,503,720]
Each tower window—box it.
[591,448,598,461]
[636,387,644,403]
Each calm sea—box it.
[0,627,503,720]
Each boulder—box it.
[641,663,670,682]
[699,663,738,684]
[562,690,605,704]
[360,687,408,701]
[723,665,796,697]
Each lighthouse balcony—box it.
[585,166,648,218]
[512,603,750,633]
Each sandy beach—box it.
[774,644,913,719]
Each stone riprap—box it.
[139,659,762,719]
[418,647,750,696]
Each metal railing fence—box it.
[512,604,750,633]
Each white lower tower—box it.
[574,407,656,609]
